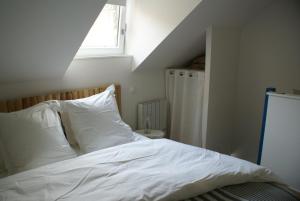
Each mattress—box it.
[184,182,300,201]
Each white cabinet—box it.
[260,93,300,191]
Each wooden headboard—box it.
[0,84,121,113]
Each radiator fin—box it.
[137,99,167,132]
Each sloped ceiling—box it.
[135,0,275,71]
[0,0,107,84]
[126,0,202,70]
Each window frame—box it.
[75,1,126,58]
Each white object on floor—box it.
[132,132,150,141]
[166,69,205,147]
[135,129,165,139]
[0,139,278,201]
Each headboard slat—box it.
[0,101,8,112]
[0,84,121,113]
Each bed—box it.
[0,84,299,201]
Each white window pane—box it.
[80,4,121,48]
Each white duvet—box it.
[0,139,278,201]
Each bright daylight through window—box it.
[75,2,126,58]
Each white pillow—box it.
[0,101,77,174]
[61,85,134,153]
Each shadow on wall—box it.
[0,57,166,129]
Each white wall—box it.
[0,57,165,129]
[233,0,300,162]
[126,0,201,70]
[133,0,274,73]
[202,26,240,154]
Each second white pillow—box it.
[61,85,134,153]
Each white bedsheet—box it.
[71,132,149,155]
[0,139,278,201]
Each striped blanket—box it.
[184,182,300,201]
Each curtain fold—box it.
[166,69,205,147]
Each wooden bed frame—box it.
[0,84,121,113]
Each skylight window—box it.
[75,2,126,58]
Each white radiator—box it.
[137,99,167,132]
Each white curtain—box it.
[166,69,205,147]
